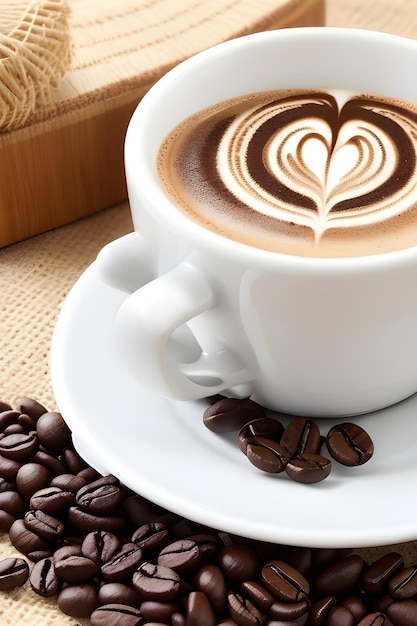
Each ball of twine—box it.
[0,0,71,132]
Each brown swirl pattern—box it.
[160,90,417,256]
[217,91,417,236]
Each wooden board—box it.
[0,0,325,248]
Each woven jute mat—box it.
[2,0,417,623]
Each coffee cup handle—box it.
[96,232,154,294]
[114,259,254,400]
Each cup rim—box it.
[125,27,417,273]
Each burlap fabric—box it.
[2,0,417,623]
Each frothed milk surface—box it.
[157,89,417,257]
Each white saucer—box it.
[51,261,417,548]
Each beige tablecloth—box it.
[2,1,417,623]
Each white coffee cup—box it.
[96,27,417,417]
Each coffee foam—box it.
[158,89,417,257]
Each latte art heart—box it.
[218,92,417,240]
[159,89,417,257]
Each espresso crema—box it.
[157,89,417,257]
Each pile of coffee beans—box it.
[0,396,416,625]
[203,397,374,484]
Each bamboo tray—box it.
[0,0,325,248]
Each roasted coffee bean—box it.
[24,509,65,541]
[277,546,313,578]
[280,418,321,458]
[90,604,144,626]
[31,450,67,476]
[132,561,181,602]
[68,505,125,533]
[326,422,374,466]
[285,453,332,483]
[0,400,13,412]
[53,543,82,561]
[81,530,121,566]
[15,462,50,499]
[228,592,265,626]
[54,545,97,580]
[362,552,404,597]
[387,565,417,599]
[157,539,201,574]
[0,477,16,492]
[203,397,266,433]
[186,590,216,626]
[186,533,222,562]
[78,467,102,483]
[0,431,38,461]
[261,560,309,602]
[373,594,394,614]
[0,455,22,482]
[164,517,195,539]
[35,411,71,453]
[312,548,348,574]
[314,554,365,597]
[30,556,61,597]
[0,490,25,516]
[17,397,47,420]
[58,583,100,618]
[238,418,285,453]
[131,522,171,554]
[269,597,309,621]
[54,550,98,583]
[309,595,338,625]
[9,518,52,559]
[122,495,179,528]
[76,474,123,514]
[140,600,181,622]
[30,486,76,515]
[327,605,356,626]
[240,580,275,613]
[245,437,291,473]
[0,510,16,532]
[0,557,29,590]
[340,595,368,622]
[219,544,260,584]
[357,613,391,625]
[4,423,27,435]
[101,543,143,582]
[263,622,298,626]
[99,582,142,607]
[0,395,402,626]
[0,409,21,431]
[61,446,89,474]
[18,413,37,431]
[194,564,228,615]
[139,621,172,626]
[172,613,186,626]
[388,599,417,624]
[51,473,86,493]
[122,495,156,527]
